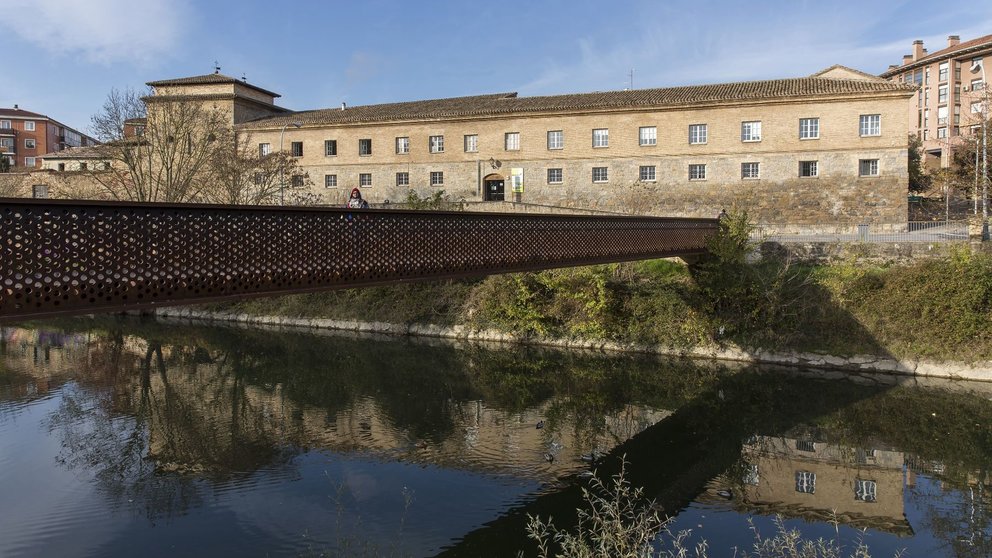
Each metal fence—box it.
[750,221,970,243]
[0,198,717,321]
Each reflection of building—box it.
[709,435,913,536]
[0,106,97,169]
[881,34,992,168]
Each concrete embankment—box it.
[157,307,992,383]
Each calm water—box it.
[1,318,991,557]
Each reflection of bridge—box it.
[0,198,716,321]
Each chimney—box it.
[902,54,913,66]
[948,35,960,48]
[912,39,925,61]
[13,104,18,110]
[341,102,346,111]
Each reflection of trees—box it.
[914,477,992,557]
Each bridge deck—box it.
[0,198,716,322]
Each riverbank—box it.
[179,218,992,380]
[158,302,992,382]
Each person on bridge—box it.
[347,188,370,209]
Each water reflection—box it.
[1,319,991,557]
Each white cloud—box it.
[516,3,992,95]
[0,0,188,65]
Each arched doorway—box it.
[483,173,505,201]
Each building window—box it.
[741,162,760,179]
[859,114,881,137]
[855,479,877,502]
[939,62,949,82]
[972,78,985,91]
[259,143,271,157]
[972,102,985,114]
[357,139,372,156]
[938,105,949,125]
[938,85,948,103]
[0,138,11,149]
[800,118,819,139]
[858,159,880,176]
[795,440,816,452]
[80,162,88,170]
[25,139,36,149]
[32,184,48,198]
[741,121,761,142]
[24,157,36,168]
[800,160,818,178]
[24,121,35,131]
[429,135,444,153]
[324,174,337,188]
[688,163,706,180]
[795,471,816,494]
[592,128,609,148]
[0,120,9,129]
[639,126,657,146]
[639,165,656,181]
[430,171,444,186]
[359,173,372,187]
[592,166,609,183]
[688,124,707,144]
[464,134,478,152]
[504,132,520,151]
[134,126,145,137]
[937,127,948,139]
[324,139,337,156]
[396,172,409,186]
[395,137,409,154]
[547,130,564,150]
[291,141,303,157]
[291,175,304,187]
[547,168,563,184]
[57,163,65,172]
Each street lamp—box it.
[971,59,988,233]
[279,121,302,205]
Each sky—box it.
[4,0,992,136]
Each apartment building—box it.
[0,105,97,169]
[881,34,992,168]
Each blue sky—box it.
[4,0,992,135]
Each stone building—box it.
[38,67,915,229]
[238,66,913,229]
[881,34,992,169]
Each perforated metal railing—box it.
[0,198,717,322]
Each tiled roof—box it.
[0,107,48,119]
[881,34,992,77]
[240,74,915,129]
[40,145,108,159]
[147,72,281,98]
[810,64,887,81]
[916,34,992,65]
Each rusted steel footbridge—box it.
[0,198,717,322]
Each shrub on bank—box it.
[216,223,992,363]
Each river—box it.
[1,317,990,557]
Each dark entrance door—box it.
[485,180,505,201]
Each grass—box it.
[525,457,895,558]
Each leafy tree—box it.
[908,133,931,194]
